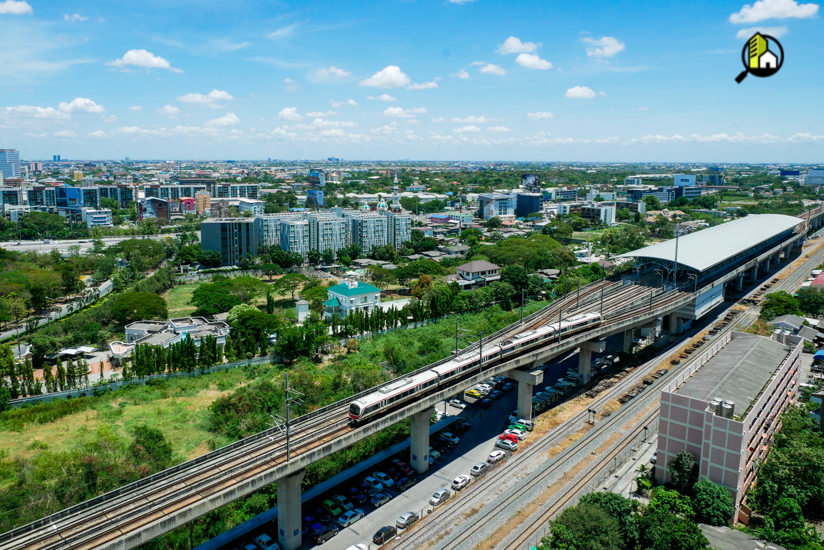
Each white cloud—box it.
[599,91,607,97]
[452,125,481,133]
[633,107,650,111]
[284,78,298,92]
[205,112,240,127]
[730,0,819,23]
[103,115,117,122]
[53,130,76,138]
[320,128,345,137]
[516,53,552,70]
[382,106,426,118]
[63,13,87,21]
[310,66,351,81]
[267,23,299,39]
[367,94,397,101]
[487,126,511,132]
[331,99,358,107]
[128,105,142,110]
[565,86,596,99]
[3,105,70,119]
[497,36,540,54]
[432,117,447,123]
[735,25,789,38]
[177,89,234,107]
[407,80,439,89]
[106,49,183,73]
[581,36,625,58]
[89,130,107,138]
[277,107,303,121]
[527,111,554,120]
[348,99,358,106]
[371,125,398,135]
[451,115,489,123]
[156,104,180,116]
[451,69,470,79]
[306,110,337,117]
[359,65,411,88]
[58,97,104,113]
[478,63,506,76]
[0,0,32,14]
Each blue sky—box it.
[0,0,821,162]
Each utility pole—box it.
[456,317,460,355]
[520,290,525,323]
[478,332,484,375]
[673,222,680,287]
[284,372,304,462]
[576,275,580,308]
[600,285,604,316]
[558,308,562,344]
[650,291,653,312]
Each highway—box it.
[395,233,824,550]
[0,233,190,255]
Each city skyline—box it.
[0,0,822,162]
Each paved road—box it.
[0,232,195,255]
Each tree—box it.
[579,492,639,548]
[198,249,223,268]
[643,194,663,211]
[691,479,734,526]
[412,274,432,299]
[797,287,824,316]
[307,249,322,266]
[274,273,308,301]
[500,264,529,292]
[129,425,173,472]
[367,266,397,290]
[541,219,573,241]
[484,216,503,229]
[321,248,336,265]
[110,292,169,325]
[541,503,624,550]
[4,295,28,357]
[641,512,710,550]
[616,208,631,221]
[760,291,801,319]
[227,303,259,323]
[669,451,698,493]
[260,263,283,281]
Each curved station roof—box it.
[618,214,804,273]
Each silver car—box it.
[396,511,420,530]
[429,488,451,507]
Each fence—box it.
[7,356,277,407]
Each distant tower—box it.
[391,175,401,211]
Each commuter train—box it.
[348,312,601,424]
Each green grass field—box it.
[163,282,203,317]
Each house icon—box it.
[759,49,778,69]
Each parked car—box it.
[359,480,381,497]
[496,439,518,452]
[429,447,441,460]
[373,471,395,488]
[338,509,365,528]
[332,494,354,511]
[392,459,414,476]
[322,499,344,518]
[347,486,368,505]
[397,476,417,491]
[448,398,467,409]
[371,491,392,507]
[396,511,420,530]
[303,515,323,533]
[515,419,535,431]
[650,452,657,464]
[508,423,529,433]
[509,410,519,423]
[470,462,490,477]
[452,475,471,491]
[242,544,257,550]
[504,428,527,441]
[430,488,452,507]
[489,390,504,400]
[345,545,369,550]
[499,433,519,443]
[452,418,471,432]
[373,526,397,545]
[386,468,403,481]
[488,450,507,464]
[440,432,460,445]
[312,506,332,523]
[480,399,493,409]
[465,389,482,399]
[254,533,279,550]
[363,476,384,492]
[312,525,339,544]
[502,382,515,391]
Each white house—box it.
[323,280,381,318]
[759,50,778,69]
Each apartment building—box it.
[385,210,412,248]
[201,217,258,266]
[307,213,349,257]
[350,213,389,254]
[237,198,265,216]
[26,186,57,207]
[81,208,113,228]
[255,213,304,248]
[144,184,208,202]
[195,191,211,216]
[138,197,171,222]
[0,186,23,208]
[98,185,135,209]
[279,218,310,259]
[655,332,801,524]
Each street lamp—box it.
[687,273,698,294]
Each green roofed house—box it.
[324,280,381,319]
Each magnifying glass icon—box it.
[736,33,784,83]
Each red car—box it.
[499,433,519,443]
[392,459,414,476]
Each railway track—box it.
[402,238,824,550]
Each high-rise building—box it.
[279,219,310,259]
[255,213,304,248]
[201,218,258,266]
[307,189,324,209]
[804,169,824,186]
[308,169,326,187]
[350,213,388,254]
[385,211,412,248]
[515,193,542,218]
[521,174,541,193]
[98,185,135,209]
[0,186,23,208]
[195,191,211,216]
[53,155,61,162]
[26,186,58,207]
[138,198,171,222]
[307,214,349,256]
[0,149,21,179]
[478,193,515,219]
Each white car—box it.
[363,476,384,492]
[515,419,535,431]
[487,450,507,464]
[338,509,365,528]
[451,475,471,491]
[345,545,369,550]
[254,533,280,550]
[429,446,441,460]
[440,432,460,445]
[373,471,394,488]
[504,429,527,441]
[448,399,467,409]
[496,439,518,452]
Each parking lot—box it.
[214,338,624,550]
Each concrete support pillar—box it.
[409,409,430,474]
[765,256,772,272]
[577,339,606,385]
[622,329,634,354]
[749,265,759,282]
[510,368,543,422]
[668,312,679,335]
[277,469,306,550]
[737,273,744,292]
